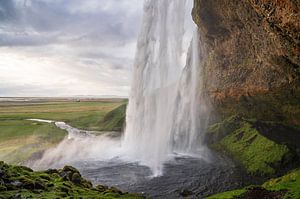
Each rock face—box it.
[192,0,300,125]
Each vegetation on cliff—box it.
[99,103,127,132]
[207,116,299,176]
[206,167,300,199]
[0,161,142,199]
[192,0,300,197]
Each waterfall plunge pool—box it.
[27,119,257,199]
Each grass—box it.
[206,168,300,199]
[0,99,127,164]
[0,100,126,131]
[100,103,127,131]
[0,120,67,164]
[0,161,143,199]
[206,189,245,199]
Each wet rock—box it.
[71,172,81,184]
[62,165,79,174]
[60,193,68,197]
[34,181,46,190]
[11,181,23,188]
[46,183,54,187]
[45,169,59,174]
[5,183,17,191]
[106,187,123,195]
[0,179,4,185]
[59,171,71,181]
[20,178,35,190]
[236,186,287,199]
[60,186,70,193]
[59,166,81,182]
[180,189,193,197]
[0,185,7,191]
[13,193,21,199]
[96,184,108,192]
[81,180,93,189]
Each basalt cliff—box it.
[192,1,300,197]
[193,0,299,125]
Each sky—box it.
[0,0,143,97]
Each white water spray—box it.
[32,0,208,177]
[123,0,204,176]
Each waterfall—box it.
[171,30,202,153]
[123,0,205,176]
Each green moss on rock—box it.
[206,115,242,144]
[263,168,300,199]
[206,189,246,199]
[206,168,300,199]
[207,116,297,175]
[0,161,143,199]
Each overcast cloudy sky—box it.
[0,0,143,97]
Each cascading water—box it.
[29,1,250,196]
[123,0,205,176]
[171,30,202,153]
[32,0,208,179]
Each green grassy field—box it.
[0,99,127,164]
[0,100,126,131]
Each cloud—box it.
[0,0,143,97]
[0,0,19,22]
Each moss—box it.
[206,168,300,199]
[215,121,292,175]
[0,161,143,199]
[205,189,246,199]
[263,168,300,199]
[208,116,297,176]
[206,115,242,143]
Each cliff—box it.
[192,0,300,125]
[192,0,300,177]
